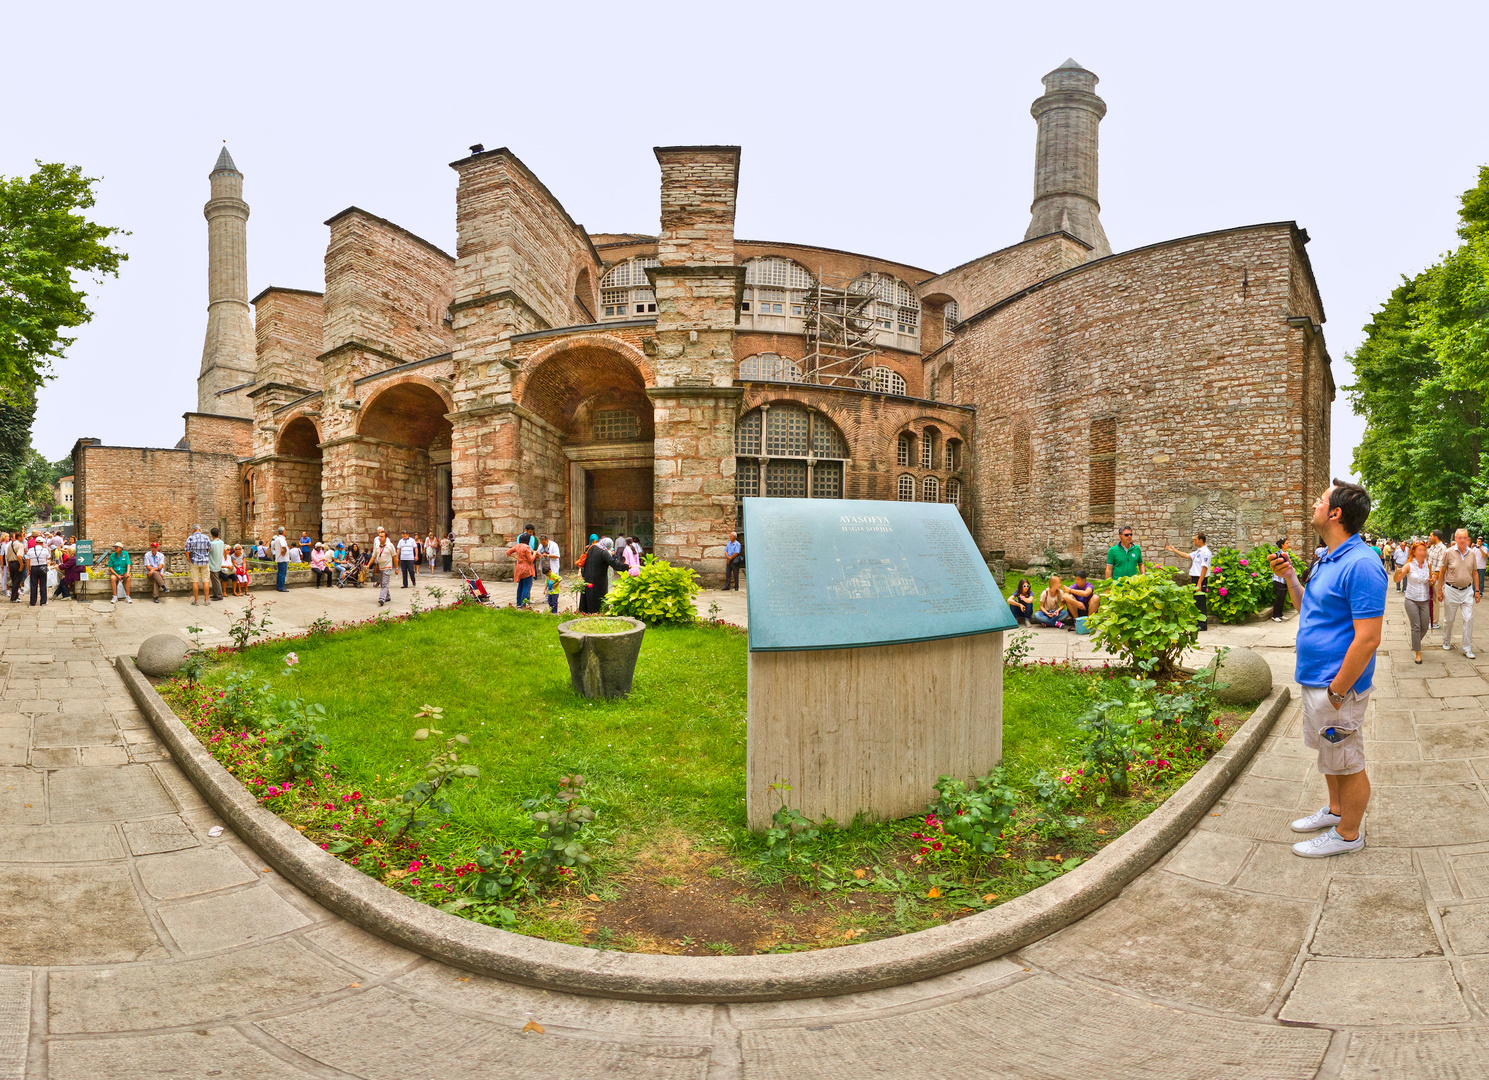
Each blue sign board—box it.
[741,498,1018,652]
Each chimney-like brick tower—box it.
[197,146,257,416]
[646,146,745,585]
[1024,59,1112,258]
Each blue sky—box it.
[5,0,1486,478]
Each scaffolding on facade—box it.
[800,270,880,389]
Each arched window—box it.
[920,427,939,470]
[946,478,961,508]
[923,476,939,502]
[897,474,915,501]
[735,404,850,509]
[897,433,912,467]
[944,300,960,334]
[872,367,907,396]
[742,257,813,320]
[739,353,803,382]
[856,272,919,342]
[945,438,961,471]
[598,257,661,320]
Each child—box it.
[233,546,249,596]
[545,571,561,613]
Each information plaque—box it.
[741,497,1017,652]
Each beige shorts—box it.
[1301,684,1371,776]
[187,563,210,585]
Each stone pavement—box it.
[3,589,1488,1076]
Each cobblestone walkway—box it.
[2,592,1485,1076]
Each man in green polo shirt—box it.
[1106,526,1144,580]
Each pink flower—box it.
[409,877,421,887]
[1217,588,1228,596]
[284,653,299,666]
[1239,559,1248,566]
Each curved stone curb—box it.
[117,656,1288,1003]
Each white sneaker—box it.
[1291,806,1342,833]
[1293,826,1364,858]
[1467,651,1478,659]
[110,597,116,604]
[125,597,133,604]
[1444,643,1453,650]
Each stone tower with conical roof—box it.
[197,146,256,416]
[1024,59,1112,258]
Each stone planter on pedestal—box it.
[557,617,646,700]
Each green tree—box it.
[0,162,128,401]
[1349,166,1489,536]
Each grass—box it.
[167,601,1237,953]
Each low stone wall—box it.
[73,568,317,598]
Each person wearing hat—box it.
[26,533,51,607]
[106,542,133,604]
[143,541,168,603]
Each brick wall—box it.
[252,287,325,391]
[950,222,1331,569]
[918,233,1093,336]
[180,412,252,457]
[73,443,242,550]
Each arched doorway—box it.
[357,381,454,539]
[275,415,323,540]
[519,346,654,566]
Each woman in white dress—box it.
[1394,540,1433,665]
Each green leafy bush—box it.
[603,555,700,624]
[930,769,1019,854]
[1077,697,1153,798]
[1084,570,1198,676]
[1206,547,1270,623]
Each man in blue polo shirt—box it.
[1270,479,1387,858]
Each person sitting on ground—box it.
[1033,575,1076,628]
[1067,572,1098,618]
[1008,579,1035,625]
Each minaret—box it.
[1023,59,1112,258]
[197,146,256,416]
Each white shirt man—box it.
[539,537,560,574]
[271,531,290,562]
[1439,530,1480,658]
[25,538,51,608]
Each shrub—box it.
[1084,570,1198,676]
[603,555,700,624]
[1076,697,1153,798]
[929,768,1019,855]
[1206,547,1270,623]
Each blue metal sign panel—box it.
[741,498,1018,651]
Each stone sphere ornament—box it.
[135,634,191,677]
[1202,647,1274,704]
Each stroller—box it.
[337,552,368,588]
[457,563,493,605]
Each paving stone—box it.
[1438,902,1489,955]
[1373,713,1418,739]
[1231,840,1333,899]
[156,883,313,953]
[47,766,176,823]
[0,731,26,767]
[1342,1027,1489,1080]
[136,846,257,900]
[739,975,1330,1080]
[1369,759,1477,785]
[1369,784,1489,847]
[0,968,28,1080]
[1243,754,1313,783]
[120,816,199,856]
[31,712,116,748]
[48,938,351,1034]
[1280,959,1469,1024]
[1161,831,1254,885]
[1310,876,1441,957]
[1448,852,1489,899]
[1418,722,1489,760]
[48,1028,310,1079]
[0,864,165,965]
[1426,676,1489,699]
[1225,774,1305,808]
[79,744,129,766]
[304,922,420,977]
[1021,873,1311,1015]
[31,746,76,767]
[398,962,719,1039]
[1334,846,1415,875]
[259,987,712,1079]
[148,759,209,811]
[1368,740,1423,762]
[0,768,43,825]
[1202,802,1300,842]
[0,824,123,862]
[0,713,27,730]
[1417,848,1457,901]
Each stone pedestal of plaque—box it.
[742,498,1017,832]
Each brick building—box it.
[73,59,1332,580]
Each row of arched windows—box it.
[735,404,849,505]
[898,429,961,471]
[897,475,962,507]
[737,354,910,397]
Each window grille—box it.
[765,406,809,457]
[735,459,759,499]
[812,461,843,499]
[944,301,960,333]
[735,411,762,455]
[597,258,661,321]
[592,410,639,442]
[765,459,807,498]
[945,440,958,471]
[872,368,906,396]
[923,476,939,502]
[898,474,915,501]
[739,354,803,382]
[897,434,911,467]
[946,479,961,507]
[811,415,848,459]
[920,431,936,469]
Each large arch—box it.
[354,379,455,539]
[518,343,655,565]
[270,414,323,541]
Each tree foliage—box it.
[0,162,128,401]
[1349,166,1489,537]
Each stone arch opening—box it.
[520,346,655,564]
[357,381,455,539]
[275,415,323,540]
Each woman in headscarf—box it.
[579,534,627,613]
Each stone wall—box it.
[251,287,324,392]
[72,441,242,550]
[179,413,252,457]
[950,222,1331,569]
